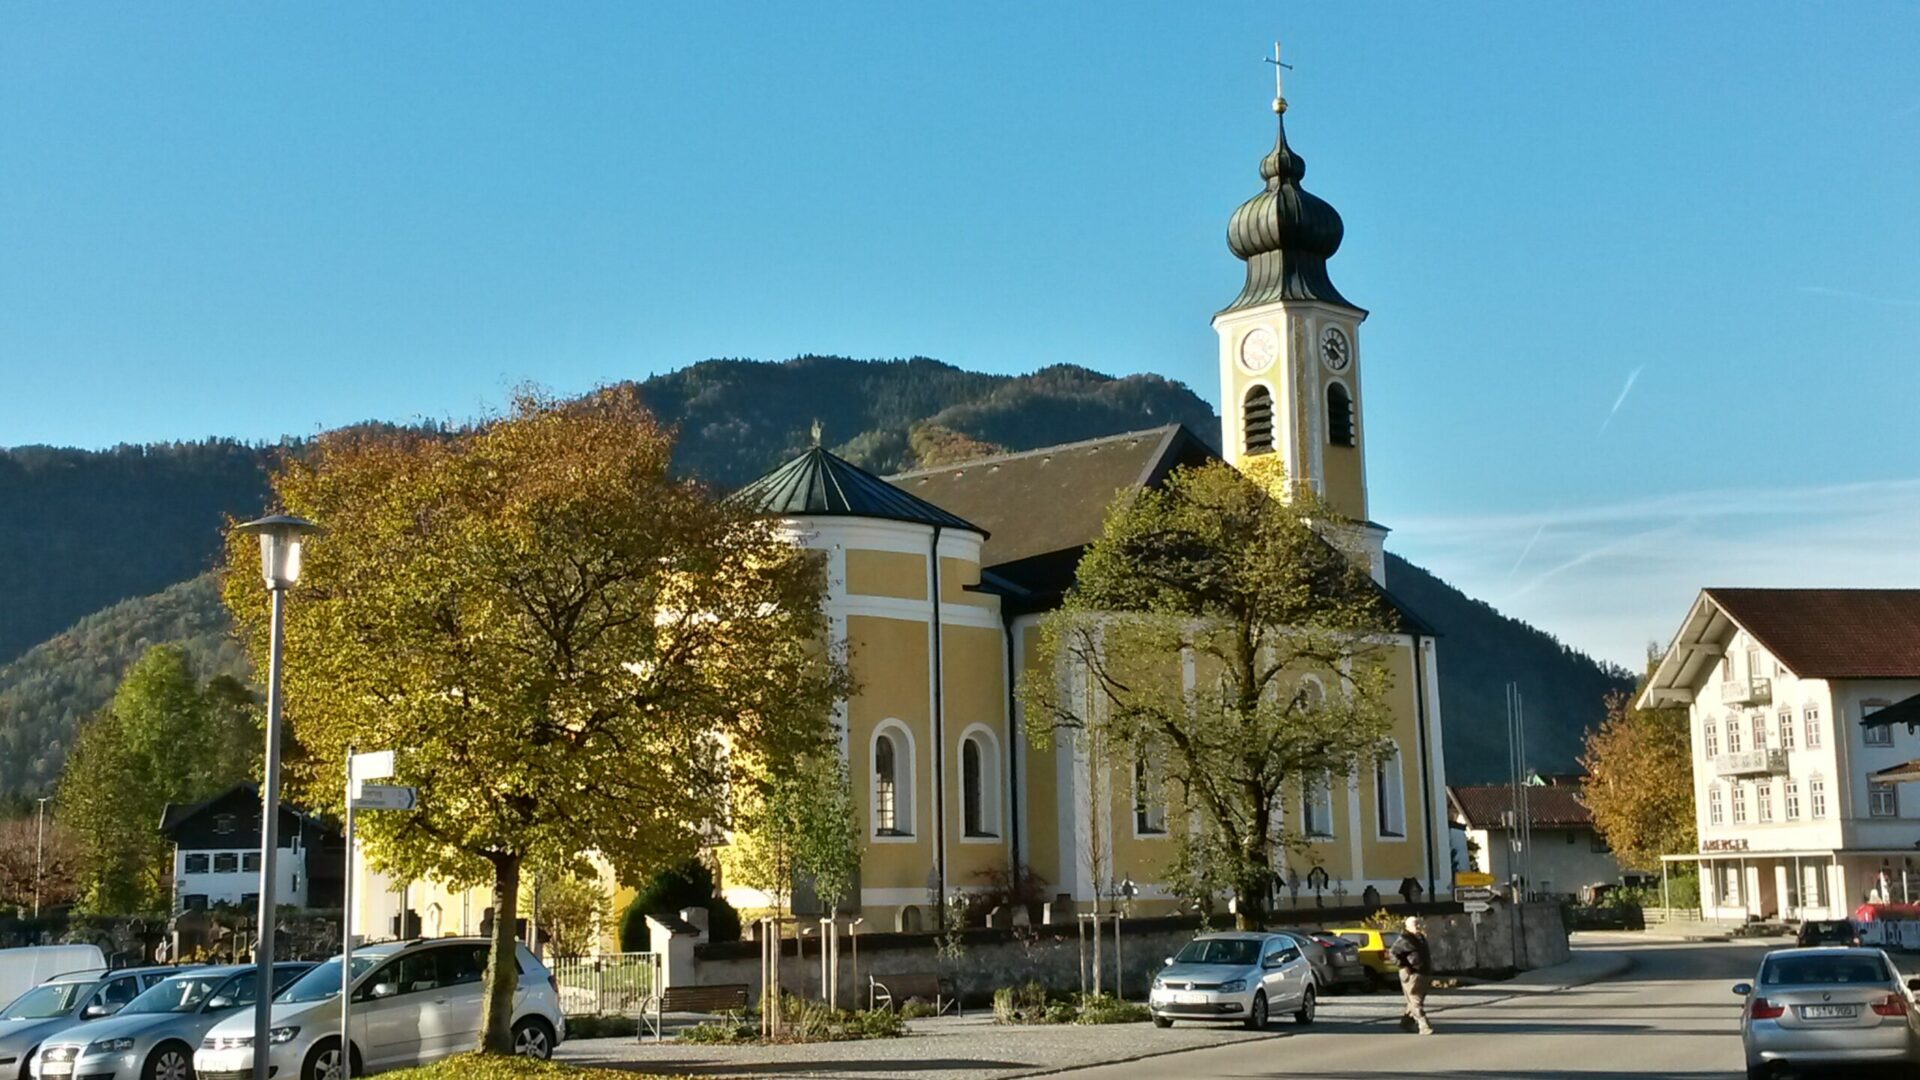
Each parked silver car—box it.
[1733,946,1920,1078]
[0,968,178,1080]
[194,938,562,1080]
[1147,932,1316,1030]
[31,964,310,1080]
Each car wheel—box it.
[301,1038,356,1080]
[1152,1016,1173,1029]
[1294,985,1316,1025]
[143,1042,193,1080]
[1243,991,1269,1031]
[512,1018,555,1060]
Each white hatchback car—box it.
[1148,932,1316,1029]
[193,939,563,1080]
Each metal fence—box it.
[548,951,663,1017]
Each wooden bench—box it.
[659,983,750,1016]
[868,973,956,1015]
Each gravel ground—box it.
[552,981,1526,1080]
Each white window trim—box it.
[870,719,917,843]
[1805,706,1824,750]
[1132,755,1170,840]
[1304,770,1336,841]
[956,723,1002,844]
[1870,781,1900,819]
[1708,785,1724,826]
[1374,741,1407,841]
[1810,774,1828,819]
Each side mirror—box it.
[82,1003,117,1019]
[206,996,234,1010]
[1163,957,1174,967]
[1732,983,1753,996]
[370,982,398,1000]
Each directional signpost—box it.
[341,749,416,1080]
[1455,885,1495,914]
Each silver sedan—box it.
[32,965,309,1080]
[1733,946,1920,1079]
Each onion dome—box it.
[1221,102,1355,313]
[733,442,986,536]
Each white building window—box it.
[1375,744,1407,838]
[1709,785,1724,826]
[1302,772,1335,838]
[1805,706,1823,750]
[1756,780,1773,823]
[1870,781,1899,818]
[1726,717,1743,755]
[1784,779,1801,820]
[871,722,915,837]
[1750,712,1767,752]
[1704,718,1719,758]
[1731,784,1748,825]
[183,853,209,874]
[1810,775,1828,819]
[1864,700,1895,747]
[959,728,1000,838]
[1133,757,1168,837]
[1778,711,1795,751]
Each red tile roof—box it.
[1446,784,1594,829]
[1707,588,1920,679]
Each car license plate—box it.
[41,1064,72,1077]
[1803,1004,1858,1019]
[1177,991,1205,1004]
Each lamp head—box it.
[236,513,323,589]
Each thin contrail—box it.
[1505,522,1547,580]
[1598,366,1643,435]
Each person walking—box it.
[1390,915,1434,1034]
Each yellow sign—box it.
[1453,871,1495,888]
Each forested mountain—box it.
[1384,554,1636,783]
[0,574,244,796]
[0,354,1628,799]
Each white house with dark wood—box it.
[158,784,344,913]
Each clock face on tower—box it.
[1319,326,1351,372]
[1238,327,1279,374]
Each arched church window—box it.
[1327,382,1356,447]
[1243,386,1275,456]
[874,725,914,837]
[960,728,999,838]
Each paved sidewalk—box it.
[555,949,1632,1080]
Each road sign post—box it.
[342,750,414,1080]
[1455,885,1495,914]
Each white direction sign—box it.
[1463,900,1492,914]
[351,783,418,811]
[350,750,395,783]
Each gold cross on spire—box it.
[1265,40,1293,114]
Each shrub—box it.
[561,1015,638,1039]
[379,1054,678,1080]
[678,1021,757,1044]
[1042,1001,1078,1025]
[992,981,1050,1024]
[1075,993,1149,1025]
[1362,907,1403,932]
[617,859,742,951]
[899,999,936,1020]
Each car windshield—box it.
[1763,954,1892,986]
[1,981,91,1020]
[277,956,380,1003]
[123,974,230,1015]
[1174,939,1261,966]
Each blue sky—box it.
[4,3,1917,666]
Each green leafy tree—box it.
[523,873,612,959]
[1581,682,1696,870]
[618,858,741,951]
[222,387,848,1053]
[57,646,258,914]
[1020,461,1397,928]
[721,752,862,915]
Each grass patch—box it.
[676,995,908,1045]
[379,1053,676,1080]
[992,984,1148,1025]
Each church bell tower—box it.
[1214,58,1385,581]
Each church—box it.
[349,81,1453,940]
[719,83,1451,926]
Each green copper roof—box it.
[733,445,986,536]
[1221,104,1356,313]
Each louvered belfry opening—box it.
[1243,385,1275,456]
[1327,382,1356,447]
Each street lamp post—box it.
[236,513,321,1080]
[33,796,50,919]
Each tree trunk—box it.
[479,853,522,1054]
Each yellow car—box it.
[1328,928,1401,987]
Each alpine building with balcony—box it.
[1642,589,1920,923]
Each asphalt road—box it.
[1049,938,1776,1080]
